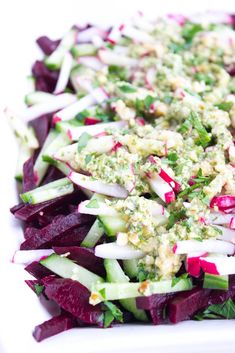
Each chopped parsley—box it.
[119,84,137,93]
[103,301,123,327]
[215,101,233,112]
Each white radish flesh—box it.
[173,239,235,255]
[12,250,54,265]
[148,174,175,204]
[95,243,144,260]
[98,49,137,67]
[54,52,73,94]
[69,172,128,198]
[209,212,235,225]
[216,225,235,243]
[78,56,104,71]
[21,93,77,122]
[200,256,235,275]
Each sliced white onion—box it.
[95,243,144,259]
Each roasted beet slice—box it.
[41,166,65,185]
[12,191,83,222]
[36,36,60,56]
[20,213,93,250]
[10,203,24,214]
[136,293,174,310]
[32,61,59,93]
[29,114,51,148]
[209,289,235,305]
[50,224,92,247]
[33,312,77,342]
[167,288,211,324]
[25,261,55,280]
[22,157,36,193]
[42,276,103,325]
[53,246,105,277]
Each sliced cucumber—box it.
[20,177,73,204]
[99,215,126,236]
[34,129,59,184]
[71,44,97,58]
[25,91,55,106]
[70,64,96,93]
[81,219,104,248]
[42,131,70,162]
[93,278,193,301]
[15,143,32,181]
[104,259,148,321]
[123,259,138,279]
[6,108,39,149]
[45,28,76,70]
[41,253,103,291]
[203,273,229,290]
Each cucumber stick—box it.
[20,177,73,204]
[25,91,55,106]
[81,219,104,248]
[71,44,97,58]
[123,259,138,279]
[15,143,32,181]
[41,253,103,291]
[203,273,229,290]
[99,215,126,236]
[104,259,148,321]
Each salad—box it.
[7,11,235,342]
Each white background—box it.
[1,1,235,352]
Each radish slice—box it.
[145,68,156,90]
[86,135,115,153]
[77,27,107,43]
[54,52,73,94]
[148,174,175,204]
[230,217,235,230]
[95,243,144,260]
[84,117,101,125]
[12,249,54,265]
[69,172,128,198]
[209,212,235,225]
[210,195,235,210]
[200,256,235,275]
[78,56,104,71]
[216,225,235,243]
[52,88,108,123]
[98,49,137,67]
[173,239,235,255]
[122,25,155,43]
[159,169,181,193]
[107,25,123,44]
[78,200,118,216]
[21,93,77,122]
[66,121,127,141]
[186,252,208,278]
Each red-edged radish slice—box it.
[98,48,137,67]
[173,239,235,255]
[78,200,118,216]
[77,26,107,43]
[145,68,156,90]
[200,256,235,275]
[107,25,123,44]
[54,52,73,94]
[52,88,108,123]
[216,225,235,243]
[12,249,54,265]
[210,195,235,210]
[230,217,235,229]
[22,93,77,122]
[84,117,102,125]
[95,243,144,259]
[148,174,175,204]
[69,172,128,198]
[78,56,104,71]
[148,155,181,193]
[209,212,235,225]
[66,121,127,141]
[186,252,208,277]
